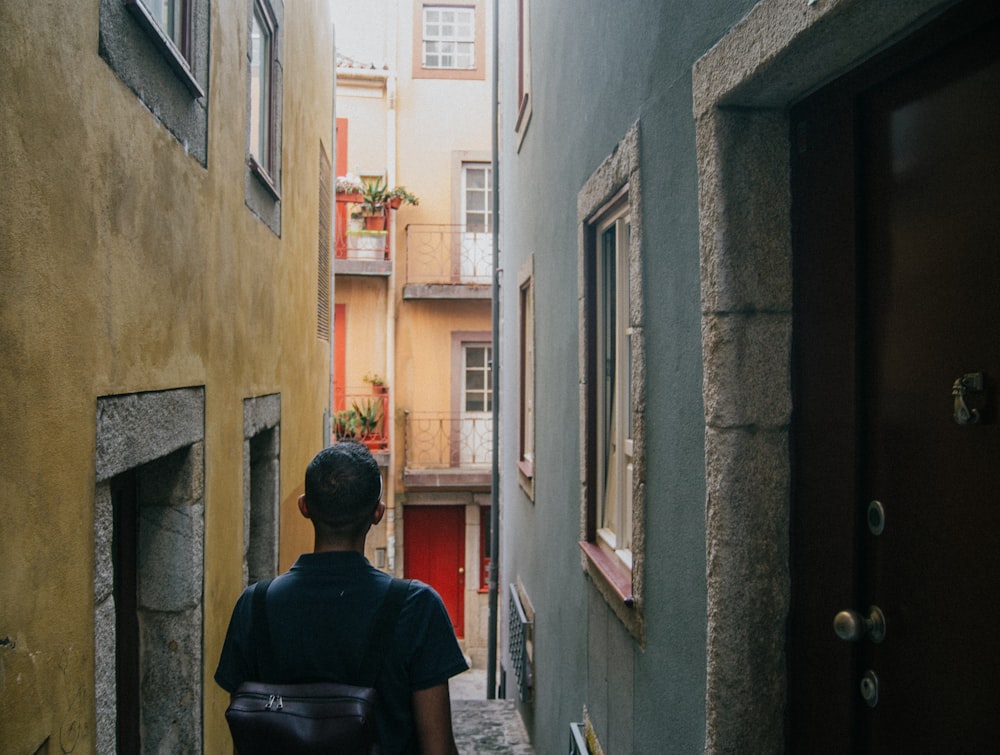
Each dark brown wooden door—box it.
[790,3,1000,750]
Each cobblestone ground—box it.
[450,670,534,755]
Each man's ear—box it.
[298,493,311,520]
[372,499,387,525]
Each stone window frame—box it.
[577,121,645,645]
[411,0,486,81]
[98,0,211,165]
[691,0,958,750]
[94,387,205,754]
[245,0,284,234]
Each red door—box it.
[404,506,465,638]
[791,3,1000,750]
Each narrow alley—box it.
[450,670,534,754]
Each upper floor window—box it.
[463,163,493,234]
[101,0,210,164]
[245,0,283,233]
[423,5,475,69]
[249,0,276,181]
[518,256,535,497]
[125,0,203,96]
[595,204,633,568]
[514,0,532,148]
[412,1,485,81]
[578,123,644,642]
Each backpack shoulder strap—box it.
[357,578,411,688]
[250,578,274,680]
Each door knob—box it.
[833,605,886,643]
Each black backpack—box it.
[225,577,410,755]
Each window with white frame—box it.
[461,162,492,283]
[460,341,493,466]
[578,123,644,641]
[422,5,475,69]
[596,203,633,568]
[413,1,485,81]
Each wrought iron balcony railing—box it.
[405,224,493,287]
[403,411,492,488]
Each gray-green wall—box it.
[497,3,758,753]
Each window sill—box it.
[517,458,533,479]
[579,541,634,607]
[248,157,281,201]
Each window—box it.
[124,0,203,96]
[461,162,492,283]
[579,123,644,641]
[514,0,532,147]
[518,256,535,493]
[100,0,210,164]
[245,0,283,233]
[596,205,633,568]
[423,5,475,69]
[249,0,276,184]
[412,1,485,81]
[453,335,493,467]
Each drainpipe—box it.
[486,0,500,700]
[385,19,399,574]
[327,24,338,445]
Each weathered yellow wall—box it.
[0,1,334,751]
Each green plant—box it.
[351,399,383,436]
[358,177,420,217]
[333,409,361,440]
[359,177,389,217]
[388,186,419,206]
[363,371,384,386]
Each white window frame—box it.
[595,205,634,568]
[422,5,476,70]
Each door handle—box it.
[833,605,886,643]
[952,372,984,425]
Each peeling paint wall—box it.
[0,1,335,751]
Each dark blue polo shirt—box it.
[215,551,468,754]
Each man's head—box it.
[301,442,383,542]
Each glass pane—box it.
[467,169,485,190]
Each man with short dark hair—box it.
[216,442,468,754]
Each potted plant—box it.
[333,408,361,442]
[364,372,387,394]
[351,398,385,450]
[360,177,390,230]
[387,186,419,209]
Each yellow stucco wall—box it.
[1,1,334,751]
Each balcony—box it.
[404,224,493,299]
[335,192,392,276]
[403,411,492,489]
[332,389,390,459]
